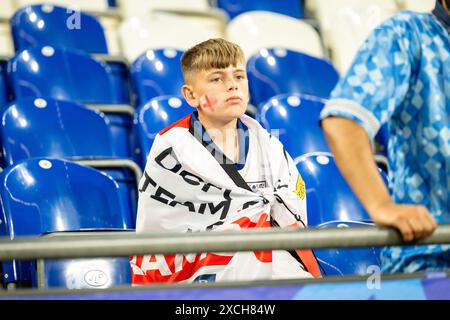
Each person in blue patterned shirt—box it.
[320,0,449,274]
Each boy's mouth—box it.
[226,96,242,103]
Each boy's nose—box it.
[227,81,238,91]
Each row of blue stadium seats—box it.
[1,1,432,76]
[0,2,333,106]
[2,1,305,22]
[0,47,389,179]
[0,43,387,193]
[0,45,343,166]
[0,93,388,215]
[0,45,339,109]
[1,1,308,59]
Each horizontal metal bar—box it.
[85,104,134,116]
[0,225,449,261]
[91,54,129,66]
[76,158,143,189]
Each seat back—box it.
[313,220,382,276]
[1,97,115,166]
[313,0,398,51]
[0,1,15,57]
[0,157,132,285]
[117,0,210,18]
[327,4,397,73]
[226,11,324,61]
[0,0,15,19]
[130,48,184,106]
[294,152,372,226]
[0,157,132,235]
[14,0,123,56]
[7,45,130,104]
[119,12,224,62]
[258,94,330,159]
[15,0,111,12]
[397,0,435,12]
[217,0,304,20]
[247,48,339,108]
[11,4,108,54]
[134,95,192,167]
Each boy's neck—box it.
[198,112,237,133]
[198,112,240,162]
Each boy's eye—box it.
[211,77,222,82]
[236,75,245,80]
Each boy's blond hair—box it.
[181,38,245,84]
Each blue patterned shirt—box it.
[320,8,450,273]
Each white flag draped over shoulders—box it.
[131,113,321,284]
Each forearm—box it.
[321,117,391,219]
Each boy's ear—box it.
[181,85,198,108]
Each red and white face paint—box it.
[199,94,215,110]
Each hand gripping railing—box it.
[0,225,449,261]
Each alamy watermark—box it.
[66,8,81,30]
[366,265,381,290]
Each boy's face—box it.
[182,63,250,125]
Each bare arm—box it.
[321,117,437,241]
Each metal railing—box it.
[77,158,143,190]
[1,224,449,261]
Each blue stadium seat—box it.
[247,48,339,108]
[7,45,133,157]
[10,4,108,54]
[313,220,382,276]
[134,95,192,167]
[217,0,304,20]
[258,93,330,159]
[130,49,184,106]
[295,152,372,226]
[7,45,130,105]
[0,157,132,287]
[1,97,138,227]
[2,97,117,162]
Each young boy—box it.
[130,38,320,285]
